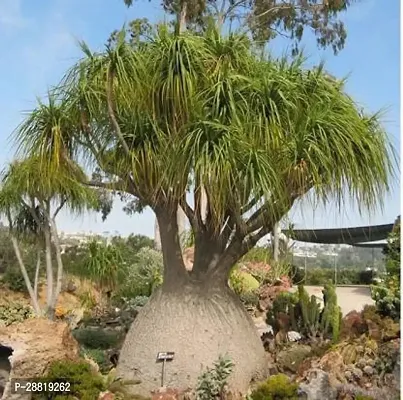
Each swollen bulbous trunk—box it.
[117,280,268,396]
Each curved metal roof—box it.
[284,223,394,246]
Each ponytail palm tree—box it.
[0,157,100,317]
[14,26,394,395]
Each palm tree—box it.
[0,157,99,318]
[80,239,123,299]
[14,26,395,394]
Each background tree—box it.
[15,26,394,394]
[371,216,400,320]
[124,0,355,55]
[80,239,123,300]
[383,215,400,278]
[0,157,99,317]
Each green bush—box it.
[73,328,122,350]
[239,290,259,307]
[122,295,149,308]
[371,216,400,320]
[250,374,298,400]
[0,302,34,325]
[2,268,28,292]
[32,360,105,400]
[82,348,111,373]
[116,247,163,298]
[229,268,260,295]
[371,275,400,321]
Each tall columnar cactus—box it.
[297,285,322,339]
[320,284,342,341]
[267,284,341,342]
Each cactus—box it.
[266,284,341,342]
[266,291,297,331]
[320,284,342,342]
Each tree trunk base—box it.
[117,283,268,396]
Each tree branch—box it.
[222,0,248,22]
[53,198,67,219]
[179,195,197,232]
[106,67,131,156]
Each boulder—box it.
[298,369,337,400]
[0,318,80,400]
[253,316,273,337]
[318,351,346,385]
[99,391,115,400]
[276,344,312,373]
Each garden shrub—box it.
[371,276,400,321]
[82,348,111,373]
[116,247,163,298]
[73,327,122,350]
[32,360,105,400]
[79,290,98,310]
[2,267,28,292]
[122,295,149,308]
[229,267,260,296]
[250,374,298,400]
[239,290,259,307]
[0,302,34,325]
[195,356,234,400]
[371,216,401,320]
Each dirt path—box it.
[290,285,374,316]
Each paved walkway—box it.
[290,285,374,316]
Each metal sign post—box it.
[156,352,175,388]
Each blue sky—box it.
[0,0,400,237]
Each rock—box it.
[277,344,312,373]
[363,365,374,376]
[99,391,115,400]
[66,307,85,330]
[65,280,77,294]
[287,331,302,342]
[253,316,273,337]
[298,369,337,400]
[393,346,400,388]
[318,351,345,385]
[0,318,79,400]
[151,388,181,400]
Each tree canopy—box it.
[14,26,393,287]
